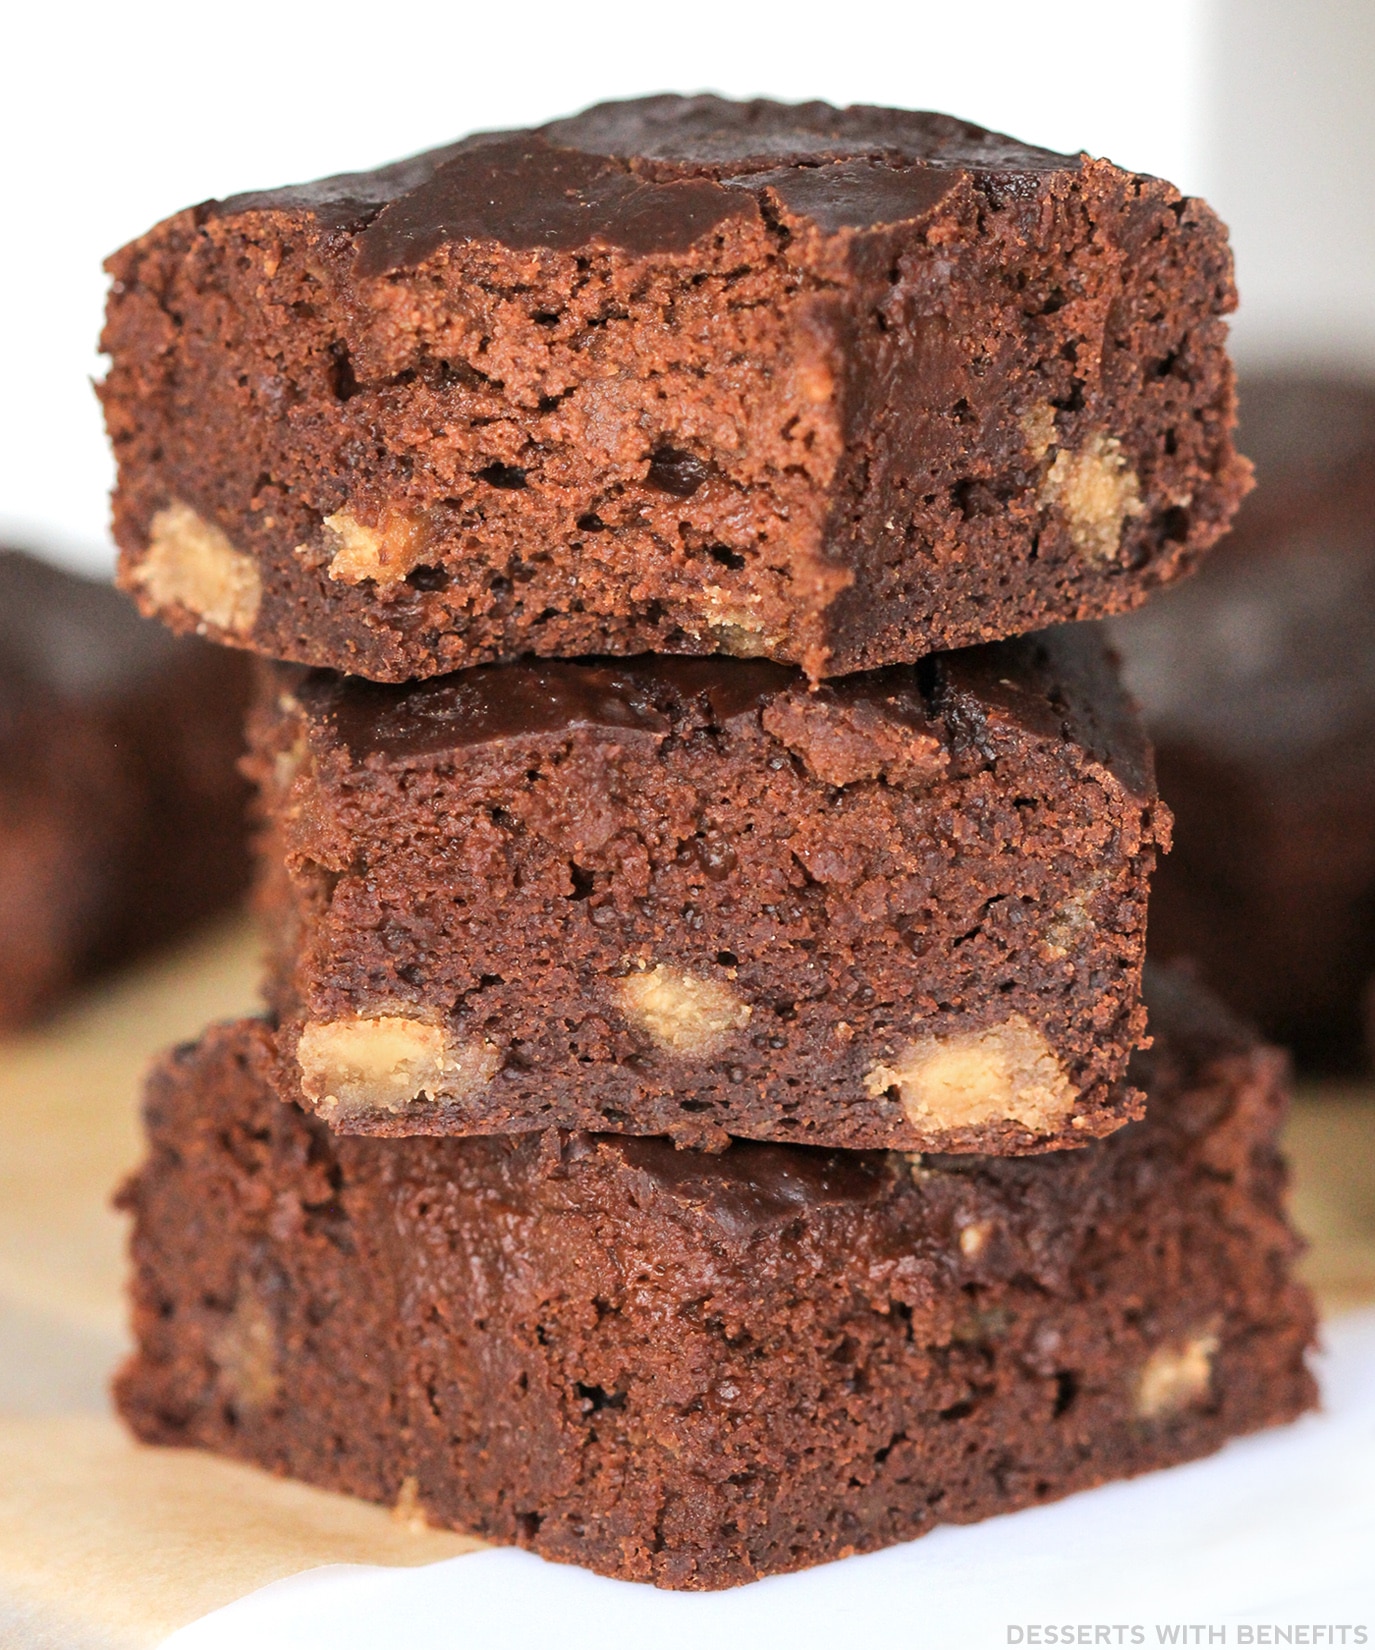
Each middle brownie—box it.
[250,622,1169,1152]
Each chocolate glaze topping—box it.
[293,627,1150,800]
[310,656,796,762]
[541,95,1071,177]
[596,1134,892,1234]
[583,967,1242,1236]
[214,94,1078,271]
[739,160,967,235]
[356,137,756,273]
[937,629,1155,801]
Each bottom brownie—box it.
[115,968,1315,1590]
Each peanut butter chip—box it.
[139,502,262,634]
[392,1476,431,1533]
[211,1279,279,1414]
[272,736,308,794]
[1041,875,1105,960]
[709,621,772,658]
[297,1015,499,1116]
[618,965,752,1057]
[864,1015,1075,1134]
[320,508,433,585]
[1020,400,1058,463]
[1135,1333,1220,1420]
[795,359,834,406]
[1040,432,1145,562]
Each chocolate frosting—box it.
[355,137,757,273]
[541,95,1069,178]
[310,656,797,761]
[294,626,1148,799]
[213,94,1079,270]
[597,1134,891,1235]
[934,626,1155,801]
[737,160,970,235]
[588,967,1241,1240]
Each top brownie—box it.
[102,96,1249,681]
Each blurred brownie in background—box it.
[0,547,253,1028]
[1109,375,1375,1070]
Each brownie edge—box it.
[115,968,1315,1590]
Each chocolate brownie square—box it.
[115,967,1316,1590]
[1109,374,1375,1068]
[0,547,252,1027]
[247,623,1168,1153]
[102,95,1248,682]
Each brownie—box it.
[101,95,1248,683]
[246,622,1168,1154]
[115,967,1316,1590]
[1109,374,1375,1069]
[0,547,253,1028]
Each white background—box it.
[2,0,1372,573]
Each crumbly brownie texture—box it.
[115,968,1316,1590]
[1110,374,1375,1069]
[248,624,1168,1153]
[102,95,1248,682]
[0,547,252,1027]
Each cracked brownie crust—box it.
[102,95,1248,681]
[248,623,1168,1152]
[114,968,1316,1590]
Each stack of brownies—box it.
[102,97,1317,1590]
